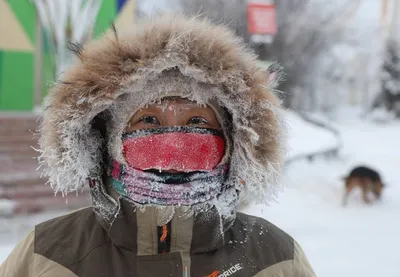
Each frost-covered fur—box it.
[38,15,286,206]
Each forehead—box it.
[141,97,211,111]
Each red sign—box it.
[247,3,277,35]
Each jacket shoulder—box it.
[231,213,294,266]
[35,207,108,269]
[230,213,316,277]
[0,228,81,277]
[0,230,35,277]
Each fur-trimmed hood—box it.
[38,15,285,206]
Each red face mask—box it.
[122,126,226,172]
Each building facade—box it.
[0,0,135,111]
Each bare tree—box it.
[175,0,249,41]
[260,0,361,109]
[176,0,359,111]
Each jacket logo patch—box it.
[206,263,243,277]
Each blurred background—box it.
[1,0,399,276]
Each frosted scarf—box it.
[107,126,229,206]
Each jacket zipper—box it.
[157,221,171,254]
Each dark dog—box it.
[342,166,384,206]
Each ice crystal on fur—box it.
[37,15,286,223]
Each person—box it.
[0,15,316,277]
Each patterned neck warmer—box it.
[107,126,229,206]
[107,161,228,206]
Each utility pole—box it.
[381,0,399,40]
[381,0,389,28]
[381,0,390,40]
[389,0,399,39]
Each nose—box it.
[161,106,186,126]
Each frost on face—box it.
[108,71,284,208]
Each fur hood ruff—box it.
[38,15,286,206]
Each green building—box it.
[0,0,135,111]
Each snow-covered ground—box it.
[1,108,399,277]
[285,111,338,160]
[243,108,400,277]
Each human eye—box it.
[140,115,160,125]
[187,116,208,125]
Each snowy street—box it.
[243,108,400,277]
[1,109,400,277]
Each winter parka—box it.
[0,15,315,277]
[1,201,314,277]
